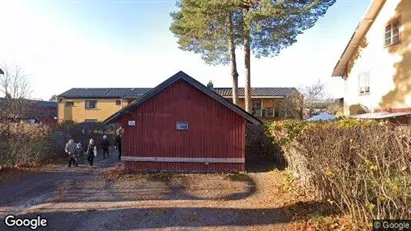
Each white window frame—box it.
[85,100,98,110]
[251,99,263,117]
[358,72,370,95]
[265,107,275,117]
[65,101,74,107]
[385,17,400,47]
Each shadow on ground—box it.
[245,158,281,173]
[50,171,257,202]
[0,165,258,213]
[0,201,333,230]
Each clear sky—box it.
[0,0,371,101]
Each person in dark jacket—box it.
[75,142,85,164]
[114,130,122,160]
[101,135,110,159]
[87,139,97,166]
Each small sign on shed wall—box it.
[128,120,136,126]
[176,121,188,130]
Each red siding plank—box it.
[121,79,246,172]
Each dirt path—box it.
[0,155,294,231]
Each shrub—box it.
[0,122,52,168]
[245,123,285,166]
[268,119,411,229]
[0,121,120,169]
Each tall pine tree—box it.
[170,0,243,105]
[239,0,336,112]
[171,0,336,113]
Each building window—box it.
[84,119,97,123]
[115,99,121,105]
[263,107,275,117]
[385,17,400,47]
[274,107,286,118]
[251,100,262,117]
[359,72,370,95]
[85,100,97,109]
[65,101,74,107]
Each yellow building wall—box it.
[236,98,283,108]
[57,96,290,122]
[344,0,411,115]
[58,98,132,123]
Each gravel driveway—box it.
[0,154,293,231]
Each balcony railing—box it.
[252,107,290,118]
[252,107,275,118]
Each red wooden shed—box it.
[105,71,261,172]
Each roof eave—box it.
[331,0,386,78]
[58,96,124,99]
[104,112,121,125]
[104,72,262,125]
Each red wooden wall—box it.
[121,79,246,172]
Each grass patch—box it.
[103,168,186,182]
[280,169,352,231]
[225,173,250,182]
[146,172,185,182]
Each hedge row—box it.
[267,119,411,229]
[0,121,119,169]
[0,123,51,168]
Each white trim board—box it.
[121,156,245,164]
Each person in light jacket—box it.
[87,139,97,167]
[65,139,78,167]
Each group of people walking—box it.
[64,133,122,167]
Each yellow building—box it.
[332,0,411,121]
[57,86,301,123]
[57,88,150,123]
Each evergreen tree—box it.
[170,0,242,105]
[239,0,336,112]
[171,0,336,112]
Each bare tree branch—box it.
[0,62,32,119]
[280,79,343,119]
[0,62,32,99]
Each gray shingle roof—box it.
[0,97,57,108]
[58,87,298,98]
[58,88,152,98]
[213,87,298,97]
[105,71,261,125]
